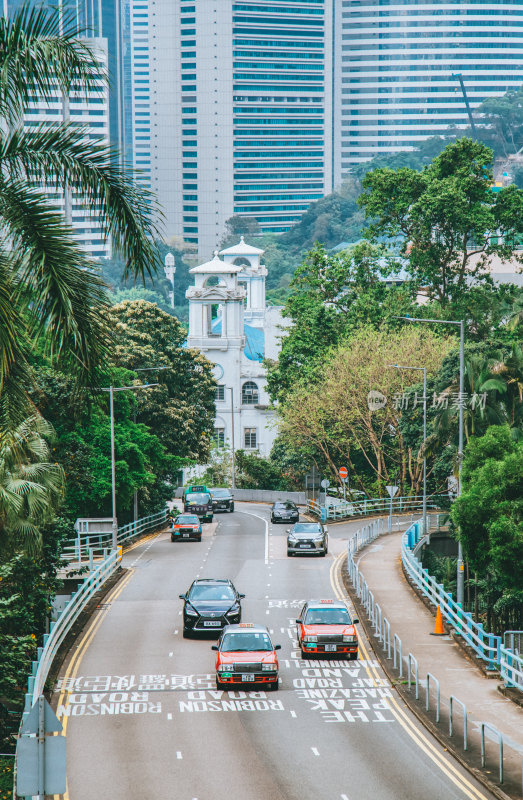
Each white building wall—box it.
[24,38,110,259]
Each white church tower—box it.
[186,240,280,459]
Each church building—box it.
[186,237,283,458]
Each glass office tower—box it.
[335,1,523,172]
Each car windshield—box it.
[212,489,230,498]
[177,515,199,524]
[305,607,352,625]
[275,502,295,510]
[189,584,235,602]
[185,493,210,504]
[292,523,322,533]
[220,632,273,652]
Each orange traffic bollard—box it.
[431,605,445,636]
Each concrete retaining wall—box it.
[175,487,306,505]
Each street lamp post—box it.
[228,386,236,489]
[132,367,168,520]
[388,364,427,538]
[395,315,465,606]
[100,382,159,550]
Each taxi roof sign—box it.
[320,599,334,604]
[239,623,254,627]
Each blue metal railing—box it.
[402,519,523,690]
[62,508,169,560]
[307,494,443,521]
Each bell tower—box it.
[186,252,246,351]
[220,237,267,328]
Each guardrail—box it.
[345,516,523,794]
[401,519,523,689]
[24,549,120,715]
[62,508,169,561]
[307,495,444,521]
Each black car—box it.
[287,522,328,557]
[210,488,234,513]
[271,500,299,524]
[180,578,245,637]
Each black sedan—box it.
[180,578,245,637]
[210,488,234,513]
[287,522,328,557]
[271,500,299,524]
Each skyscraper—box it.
[150,0,334,259]
[335,1,523,172]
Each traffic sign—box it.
[386,485,399,498]
[339,467,348,480]
[20,697,62,735]
[320,479,330,489]
[17,736,66,796]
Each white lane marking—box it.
[176,751,182,759]
[236,509,269,564]
[265,595,269,599]
[290,710,297,718]
[311,747,320,757]
[280,627,285,633]
[341,795,350,800]
[167,713,172,720]
[178,610,182,615]
[169,651,174,656]
[266,609,270,614]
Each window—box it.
[214,427,225,447]
[244,428,257,449]
[242,381,259,405]
[215,385,225,401]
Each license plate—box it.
[300,544,311,548]
[203,620,221,627]
[242,674,255,681]
[325,644,337,652]
[183,533,189,538]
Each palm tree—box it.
[0,4,161,430]
[435,354,507,442]
[0,414,64,555]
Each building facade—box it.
[152,0,335,258]
[334,0,523,169]
[186,238,282,458]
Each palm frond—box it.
[0,177,110,382]
[0,3,102,123]
[0,122,162,281]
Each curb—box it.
[340,556,517,800]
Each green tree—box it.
[107,300,216,464]
[0,4,161,426]
[358,138,523,308]
[266,243,416,403]
[0,415,63,554]
[451,426,523,631]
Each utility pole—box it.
[452,73,477,138]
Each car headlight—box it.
[185,605,198,616]
[343,635,357,643]
[304,635,317,643]
[217,665,231,673]
[262,664,277,671]
[288,535,298,543]
[227,603,240,616]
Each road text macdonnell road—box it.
[55,655,394,723]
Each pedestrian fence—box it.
[23,549,120,718]
[307,494,443,521]
[62,508,169,561]
[401,518,523,689]
[346,516,523,793]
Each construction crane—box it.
[452,73,478,138]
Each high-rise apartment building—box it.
[150,0,334,259]
[335,1,523,171]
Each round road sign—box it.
[320,479,330,489]
[339,467,348,480]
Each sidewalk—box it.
[338,523,523,797]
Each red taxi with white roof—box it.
[212,623,281,691]
[296,599,359,659]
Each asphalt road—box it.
[54,503,496,800]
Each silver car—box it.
[287,522,328,557]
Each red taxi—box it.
[296,599,359,659]
[212,623,281,691]
[170,513,202,542]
